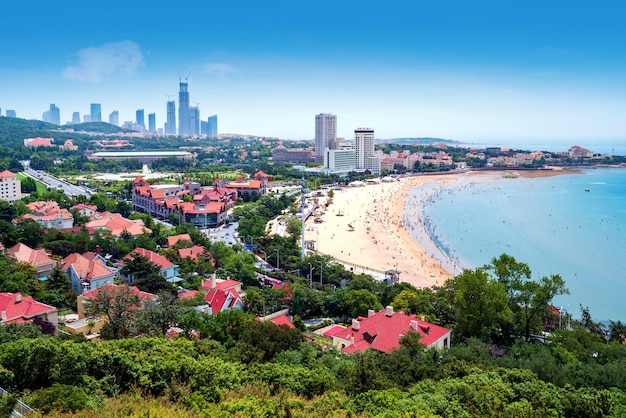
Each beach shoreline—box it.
[308,169,582,289]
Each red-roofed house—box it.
[71,203,98,217]
[24,137,54,148]
[61,253,115,294]
[85,212,151,237]
[20,201,74,229]
[6,243,57,278]
[200,275,244,314]
[167,233,192,248]
[0,170,22,203]
[178,245,210,262]
[332,306,451,354]
[0,292,58,327]
[258,309,295,329]
[118,248,181,284]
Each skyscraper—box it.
[6,110,16,118]
[178,81,190,135]
[90,104,101,122]
[109,110,119,126]
[190,106,200,136]
[72,112,81,124]
[354,127,380,174]
[165,100,176,134]
[208,115,218,138]
[136,109,145,131]
[148,113,156,133]
[49,104,60,125]
[315,113,337,163]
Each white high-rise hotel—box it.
[315,113,337,163]
[355,127,380,174]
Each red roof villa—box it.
[0,292,58,328]
[332,306,451,354]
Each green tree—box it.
[83,285,142,339]
[344,289,382,318]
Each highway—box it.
[24,167,92,198]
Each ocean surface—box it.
[405,168,626,322]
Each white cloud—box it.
[62,40,144,82]
[202,62,236,77]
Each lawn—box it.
[17,172,48,195]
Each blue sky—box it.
[1,1,625,145]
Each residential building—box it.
[315,113,337,163]
[178,81,190,135]
[178,245,209,262]
[0,292,58,327]
[148,112,156,133]
[84,212,151,237]
[165,100,176,134]
[331,306,451,354]
[0,170,22,203]
[271,145,312,163]
[109,110,119,126]
[167,233,192,248]
[355,127,381,174]
[6,110,16,118]
[199,275,244,315]
[61,252,115,294]
[6,243,56,279]
[71,112,81,124]
[207,115,218,138]
[569,145,593,159]
[21,201,74,229]
[71,203,98,217]
[83,115,91,123]
[90,103,101,122]
[44,104,60,125]
[118,247,181,285]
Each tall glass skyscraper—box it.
[136,109,145,130]
[148,113,156,133]
[166,100,176,134]
[72,112,81,124]
[109,110,119,126]
[90,104,101,122]
[208,115,218,138]
[178,82,190,135]
[315,113,337,163]
[190,106,200,136]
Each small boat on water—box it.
[585,188,590,192]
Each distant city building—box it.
[109,110,119,126]
[0,170,22,203]
[90,103,101,122]
[72,112,81,124]
[200,121,208,135]
[271,145,312,163]
[43,104,60,125]
[121,121,143,131]
[208,115,218,138]
[355,127,380,174]
[136,109,145,131]
[178,81,191,135]
[315,113,337,163]
[165,100,176,134]
[6,110,16,118]
[83,115,91,123]
[148,113,156,133]
[190,106,200,136]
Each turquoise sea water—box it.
[407,168,626,322]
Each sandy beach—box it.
[306,170,580,289]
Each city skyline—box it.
[1,1,625,144]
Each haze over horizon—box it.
[1,1,625,145]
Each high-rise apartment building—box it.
[148,113,156,133]
[315,113,337,163]
[208,115,218,138]
[165,100,176,134]
[83,115,91,123]
[90,104,101,122]
[45,104,60,125]
[355,127,380,174]
[135,109,145,131]
[0,170,22,203]
[109,111,119,126]
[190,106,200,136]
[178,81,190,135]
[72,112,81,124]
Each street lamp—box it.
[260,250,267,273]
[288,269,300,278]
[308,263,315,287]
[274,249,280,270]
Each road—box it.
[24,167,92,198]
